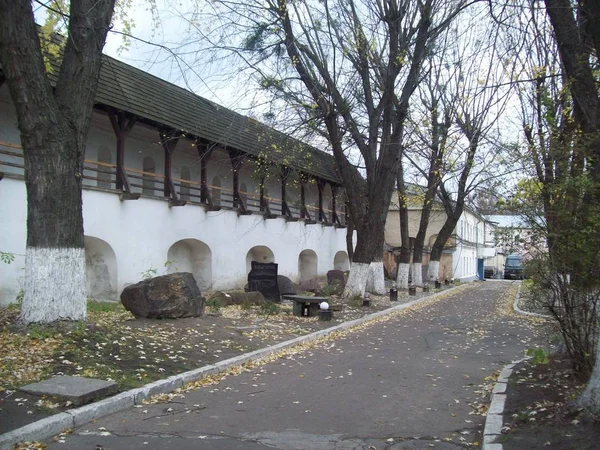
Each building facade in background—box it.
[384,192,495,282]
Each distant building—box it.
[0,53,350,305]
[384,191,496,282]
[484,214,544,276]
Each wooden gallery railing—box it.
[0,141,346,226]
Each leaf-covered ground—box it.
[502,355,600,449]
[1,290,412,434]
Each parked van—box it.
[504,254,524,279]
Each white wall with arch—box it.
[334,251,350,271]
[246,245,275,274]
[167,239,213,290]
[84,235,118,301]
[298,249,318,281]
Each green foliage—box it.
[240,298,253,311]
[141,260,177,279]
[526,347,550,366]
[87,300,123,314]
[141,267,158,280]
[258,301,281,316]
[321,284,338,296]
[348,295,362,308]
[0,251,15,264]
[206,297,223,313]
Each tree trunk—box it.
[344,217,386,297]
[20,127,87,322]
[0,0,116,323]
[395,166,412,289]
[428,260,440,283]
[429,210,461,281]
[346,210,355,262]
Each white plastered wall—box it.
[0,91,349,304]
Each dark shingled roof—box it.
[37,42,341,184]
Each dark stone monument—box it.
[247,261,281,302]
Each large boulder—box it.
[120,272,205,319]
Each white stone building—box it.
[384,192,495,282]
[0,55,350,305]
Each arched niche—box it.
[246,245,275,274]
[298,249,318,282]
[334,251,350,271]
[167,239,213,291]
[97,145,112,189]
[84,236,118,301]
[142,156,156,195]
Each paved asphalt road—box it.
[46,281,546,450]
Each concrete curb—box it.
[513,283,552,319]
[0,287,456,449]
[482,284,546,450]
[481,357,530,450]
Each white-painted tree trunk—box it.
[428,260,440,283]
[343,262,370,298]
[366,261,386,294]
[20,247,87,323]
[396,263,410,290]
[412,262,423,287]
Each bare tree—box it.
[403,47,453,286]
[0,0,116,323]
[497,0,600,412]
[182,0,470,296]
[409,16,510,283]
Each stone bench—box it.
[282,294,328,317]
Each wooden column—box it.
[317,178,326,222]
[197,144,220,210]
[331,184,341,225]
[108,110,139,200]
[281,167,297,221]
[299,173,311,220]
[159,129,185,206]
[260,174,276,219]
[228,150,251,215]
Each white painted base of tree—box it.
[343,262,370,298]
[366,261,386,295]
[20,247,87,323]
[578,333,600,414]
[428,260,440,283]
[396,263,410,290]
[412,262,423,287]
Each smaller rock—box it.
[327,270,346,294]
[299,278,324,296]
[206,290,266,307]
[277,275,299,295]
